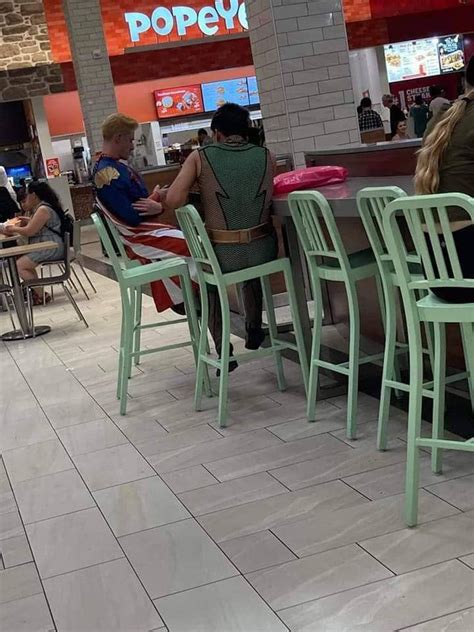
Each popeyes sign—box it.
[43,0,248,62]
[125,0,248,43]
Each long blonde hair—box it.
[415,89,474,194]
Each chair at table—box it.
[24,232,89,331]
[176,204,309,428]
[92,210,208,415]
[289,190,386,440]
[383,192,474,526]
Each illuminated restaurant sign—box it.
[125,0,248,44]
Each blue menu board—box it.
[202,78,250,112]
[247,76,260,105]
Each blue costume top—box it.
[93,155,148,227]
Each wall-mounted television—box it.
[6,164,32,184]
[154,85,204,119]
[201,78,250,112]
[247,76,260,105]
[384,34,465,84]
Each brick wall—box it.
[247,0,359,167]
[0,0,64,102]
[63,0,117,154]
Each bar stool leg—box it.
[119,306,133,415]
[284,264,309,393]
[194,282,209,413]
[261,275,286,392]
[431,322,446,474]
[217,287,231,428]
[306,270,322,422]
[346,281,360,440]
[460,322,474,412]
[133,288,142,367]
[405,321,424,527]
[378,289,398,450]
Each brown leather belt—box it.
[207,222,272,245]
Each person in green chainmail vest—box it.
[163,103,277,368]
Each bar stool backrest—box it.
[357,186,407,276]
[176,205,223,280]
[91,211,129,290]
[288,190,351,273]
[383,192,474,298]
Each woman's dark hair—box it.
[360,97,372,108]
[414,95,424,106]
[211,103,251,139]
[27,180,64,216]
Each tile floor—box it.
[0,268,473,632]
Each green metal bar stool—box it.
[176,204,309,428]
[92,210,207,415]
[383,192,474,527]
[289,190,386,440]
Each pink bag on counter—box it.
[273,166,348,195]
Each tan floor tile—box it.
[403,608,474,631]
[44,558,164,631]
[198,480,367,543]
[206,433,351,482]
[135,424,221,458]
[221,531,297,574]
[460,553,474,569]
[0,509,23,542]
[268,405,348,441]
[154,576,288,632]
[43,395,106,429]
[278,560,474,632]
[2,439,73,484]
[360,513,474,574]
[26,507,123,579]
[178,472,287,516]
[247,543,391,610]
[0,563,42,605]
[0,535,33,568]
[0,411,56,453]
[0,593,54,631]
[14,469,94,524]
[93,476,189,537]
[120,519,237,598]
[73,443,155,491]
[148,428,281,474]
[271,441,407,490]
[273,490,459,557]
[57,418,128,456]
[160,465,218,494]
[344,452,474,501]
[426,473,474,511]
[112,416,168,444]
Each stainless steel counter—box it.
[273,176,414,217]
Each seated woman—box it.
[415,55,474,303]
[0,181,65,303]
[0,166,19,223]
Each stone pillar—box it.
[246,0,360,167]
[63,0,117,155]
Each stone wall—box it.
[0,0,64,102]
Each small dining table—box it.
[0,235,58,340]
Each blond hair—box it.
[415,90,474,194]
[102,113,138,141]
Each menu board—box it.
[438,35,465,74]
[384,39,440,83]
[154,85,204,119]
[202,78,250,112]
[247,76,260,105]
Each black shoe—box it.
[170,302,186,316]
[216,343,238,376]
[245,325,266,350]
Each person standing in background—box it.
[392,119,410,141]
[429,85,450,119]
[382,94,406,139]
[358,97,384,131]
[197,129,212,147]
[410,95,429,137]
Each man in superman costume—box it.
[93,113,192,313]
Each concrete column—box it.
[246,0,360,167]
[62,0,117,155]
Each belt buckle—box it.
[240,230,251,244]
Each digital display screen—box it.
[247,76,260,105]
[6,165,32,183]
[154,85,204,119]
[384,38,440,83]
[201,78,250,112]
[438,35,465,74]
